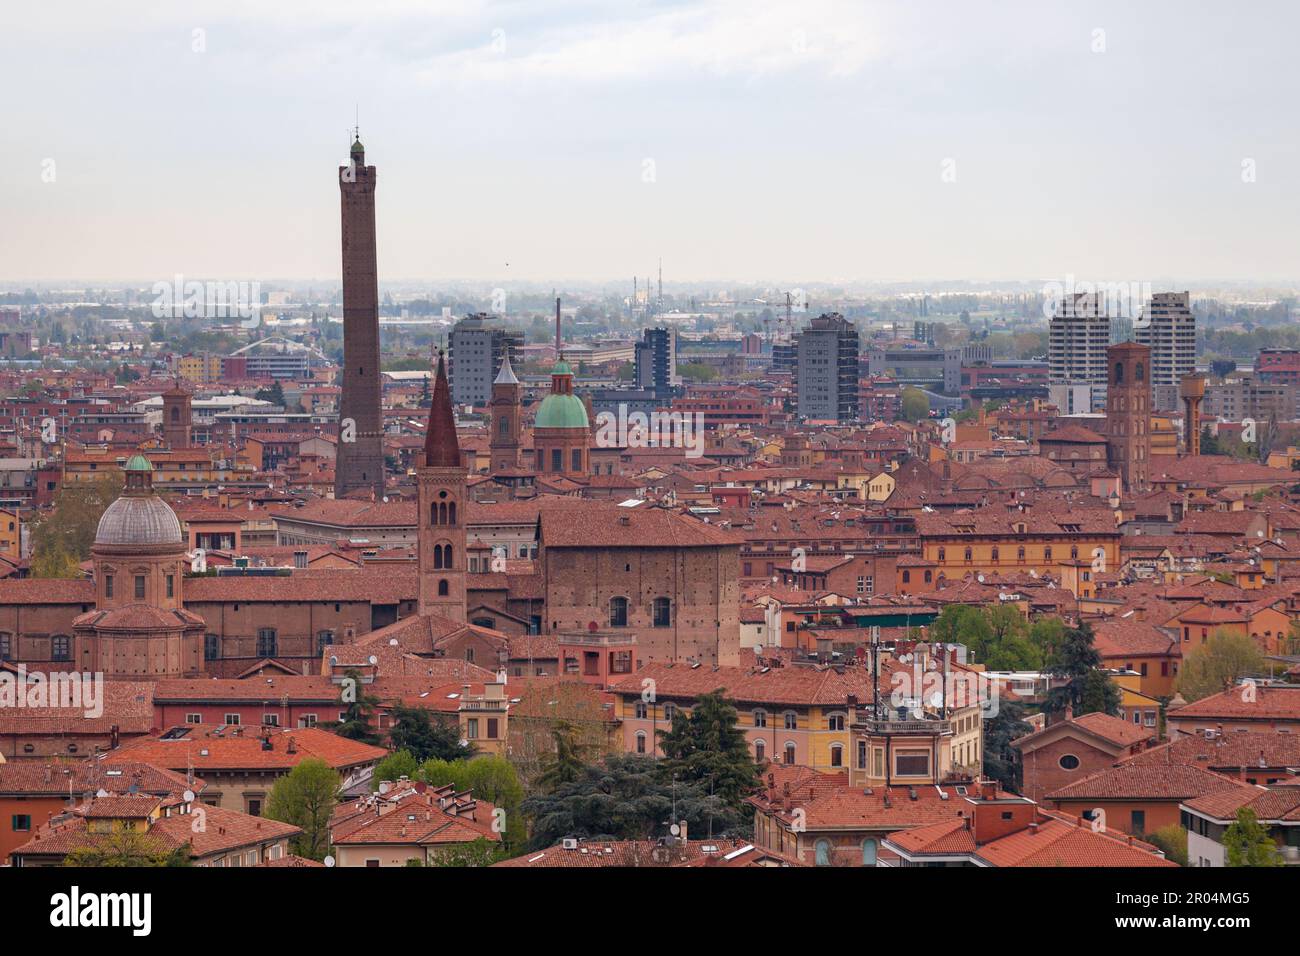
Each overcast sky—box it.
[3,0,1298,285]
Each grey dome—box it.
[95,495,183,547]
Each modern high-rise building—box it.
[448,314,524,408]
[633,327,679,401]
[1048,292,1113,410]
[1134,291,1196,411]
[334,136,385,500]
[795,313,860,422]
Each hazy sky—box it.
[4,0,1299,285]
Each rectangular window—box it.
[223,713,241,725]
[894,750,931,778]
[105,575,114,599]
[486,717,499,739]
[298,714,317,728]
[466,718,479,739]
[166,575,174,599]
[186,713,201,724]
[134,576,146,600]
[12,814,31,832]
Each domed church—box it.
[72,454,206,678]
[532,359,591,477]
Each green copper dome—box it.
[535,393,589,430]
[124,454,153,472]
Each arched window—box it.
[861,838,878,866]
[1114,361,1124,384]
[990,547,999,562]
[609,596,629,627]
[652,597,671,628]
[635,731,647,754]
[827,713,845,731]
[438,579,449,596]
[815,839,831,866]
[754,739,766,762]
[938,548,946,562]
[498,415,508,435]
[1017,546,1025,562]
[1044,546,1053,561]
[784,742,796,765]
[171,406,179,422]
[963,547,972,562]
[830,743,843,767]
[448,501,456,526]
[430,502,439,526]
[1136,362,1145,382]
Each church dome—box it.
[94,456,183,547]
[534,359,589,429]
[535,393,589,430]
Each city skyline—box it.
[5,0,1300,283]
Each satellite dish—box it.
[183,789,195,803]
[670,824,681,837]
[96,788,109,798]
[324,855,336,868]
[388,638,398,646]
[369,655,379,664]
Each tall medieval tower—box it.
[335,135,386,499]
[161,379,192,449]
[1105,341,1152,493]
[488,352,522,472]
[418,354,467,621]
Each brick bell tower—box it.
[1105,341,1152,493]
[488,351,522,472]
[335,133,386,500]
[418,353,467,621]
[161,378,192,449]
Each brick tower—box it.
[335,134,385,500]
[1105,341,1152,493]
[488,351,522,472]
[161,379,192,449]
[418,353,467,622]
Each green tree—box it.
[371,749,420,789]
[1176,630,1266,703]
[519,755,745,850]
[1146,824,1189,866]
[428,836,506,867]
[63,829,191,867]
[1224,808,1283,867]
[535,720,592,792]
[1045,621,1119,717]
[657,690,760,811]
[264,757,340,860]
[982,698,1032,792]
[321,670,381,745]
[386,705,476,762]
[30,474,124,572]
[901,387,930,422]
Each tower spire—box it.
[423,351,461,468]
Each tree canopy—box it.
[264,757,340,861]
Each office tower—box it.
[448,314,524,408]
[795,313,860,422]
[1134,291,1196,411]
[1049,292,1113,410]
[1105,342,1152,493]
[335,135,385,499]
[634,327,679,401]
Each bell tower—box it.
[488,352,522,472]
[418,353,467,621]
[1105,341,1152,493]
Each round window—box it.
[1058,753,1080,770]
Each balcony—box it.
[856,717,952,736]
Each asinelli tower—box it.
[335,133,386,499]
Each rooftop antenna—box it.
[658,258,663,315]
[555,297,562,359]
